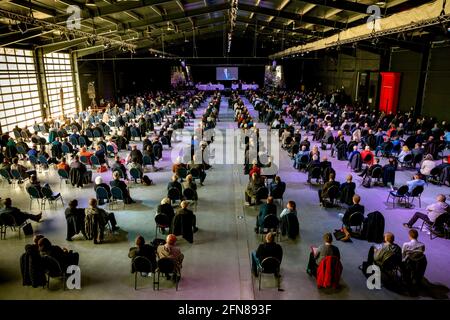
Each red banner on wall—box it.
[379,72,401,114]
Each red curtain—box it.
[379,72,401,114]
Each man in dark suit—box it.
[307,154,321,183]
[255,196,277,232]
[167,174,182,195]
[318,172,340,205]
[1,198,42,225]
[320,156,332,170]
[341,194,365,227]
[251,232,283,277]
[110,171,134,204]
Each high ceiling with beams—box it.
[0,0,438,58]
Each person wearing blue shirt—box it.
[444,130,450,146]
[27,145,38,158]
[406,174,426,194]
[293,145,309,169]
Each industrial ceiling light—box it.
[167,22,174,31]
[86,0,96,7]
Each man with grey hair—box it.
[403,194,449,228]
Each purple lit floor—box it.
[0,97,448,300]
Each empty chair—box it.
[10,169,27,186]
[26,185,45,210]
[38,155,49,169]
[78,136,87,147]
[90,155,100,169]
[132,256,153,290]
[129,168,142,183]
[95,186,111,207]
[111,186,125,209]
[41,255,66,290]
[257,257,281,291]
[153,258,180,291]
[57,169,70,187]
[0,212,28,239]
[154,214,171,238]
[387,185,409,208]
[0,168,12,184]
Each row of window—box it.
[0,49,77,132]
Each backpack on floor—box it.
[142,175,153,186]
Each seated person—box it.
[318,173,340,205]
[1,197,42,224]
[187,155,207,185]
[307,232,340,277]
[306,155,322,183]
[127,144,143,165]
[340,194,365,229]
[339,174,356,196]
[320,156,332,170]
[402,229,425,262]
[167,174,182,195]
[398,146,411,163]
[280,200,297,218]
[269,176,286,196]
[128,158,144,179]
[56,157,70,172]
[251,232,283,277]
[84,198,119,244]
[359,157,382,178]
[174,200,198,234]
[365,232,402,269]
[157,234,184,277]
[244,172,266,206]
[65,199,86,241]
[248,160,261,178]
[107,138,118,154]
[111,155,128,180]
[255,196,277,232]
[157,197,175,233]
[406,174,426,194]
[360,146,375,166]
[94,145,109,168]
[70,155,93,183]
[419,154,436,177]
[94,176,111,204]
[293,145,309,169]
[403,194,449,228]
[78,146,93,164]
[172,156,187,174]
[11,157,35,180]
[143,145,158,171]
[128,235,157,274]
[110,171,135,204]
[38,237,71,269]
[182,174,198,201]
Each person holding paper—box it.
[307,232,340,277]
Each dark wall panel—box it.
[422,45,450,121]
[389,49,422,113]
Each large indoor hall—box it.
[0,0,450,303]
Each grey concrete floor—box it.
[0,96,449,300]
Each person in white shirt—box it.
[402,229,425,261]
[404,194,449,228]
[420,154,436,176]
[280,200,297,219]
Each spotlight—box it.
[103,42,111,49]
[86,0,96,6]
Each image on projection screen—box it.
[216,67,238,80]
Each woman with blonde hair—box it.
[397,145,411,163]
